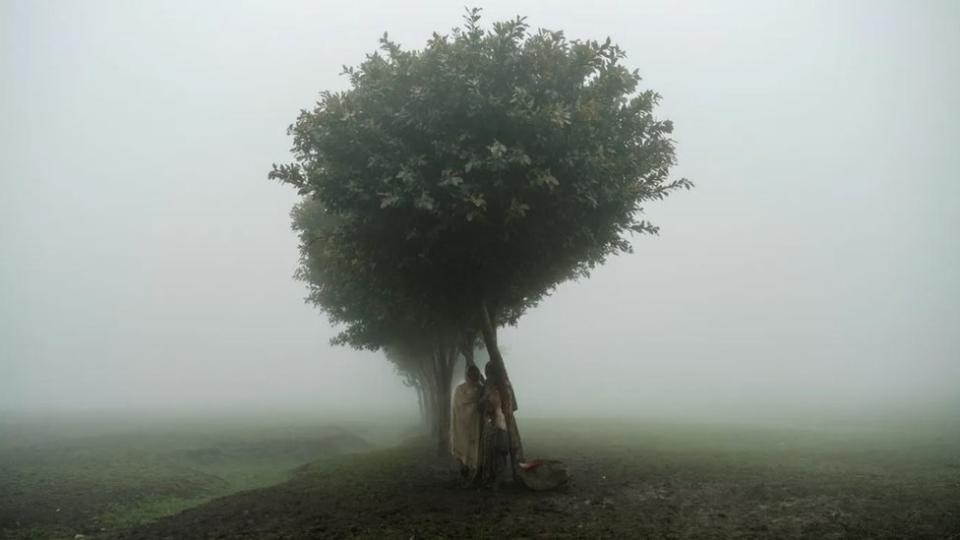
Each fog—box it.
[1,0,957,424]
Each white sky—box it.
[1,0,957,421]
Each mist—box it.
[2,0,958,425]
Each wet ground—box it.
[3,418,959,539]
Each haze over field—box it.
[1,0,958,421]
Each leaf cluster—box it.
[275,9,690,349]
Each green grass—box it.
[95,497,211,530]
[0,416,388,539]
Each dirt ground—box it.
[104,419,960,539]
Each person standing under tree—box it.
[477,362,511,486]
[450,365,483,482]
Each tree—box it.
[383,340,457,451]
[291,199,461,453]
[273,9,690,467]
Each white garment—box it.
[450,381,482,468]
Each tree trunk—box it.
[415,382,427,430]
[420,363,437,437]
[430,342,459,456]
[461,332,477,369]
[478,300,525,473]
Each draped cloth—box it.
[476,383,510,484]
[450,381,482,471]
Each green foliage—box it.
[274,9,690,348]
[290,199,438,350]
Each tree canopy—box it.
[273,10,690,342]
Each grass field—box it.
[0,415,402,539]
[2,415,959,539]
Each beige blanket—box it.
[450,381,482,469]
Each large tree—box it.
[273,10,689,466]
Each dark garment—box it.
[475,379,519,486]
[477,419,508,485]
[496,427,509,453]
